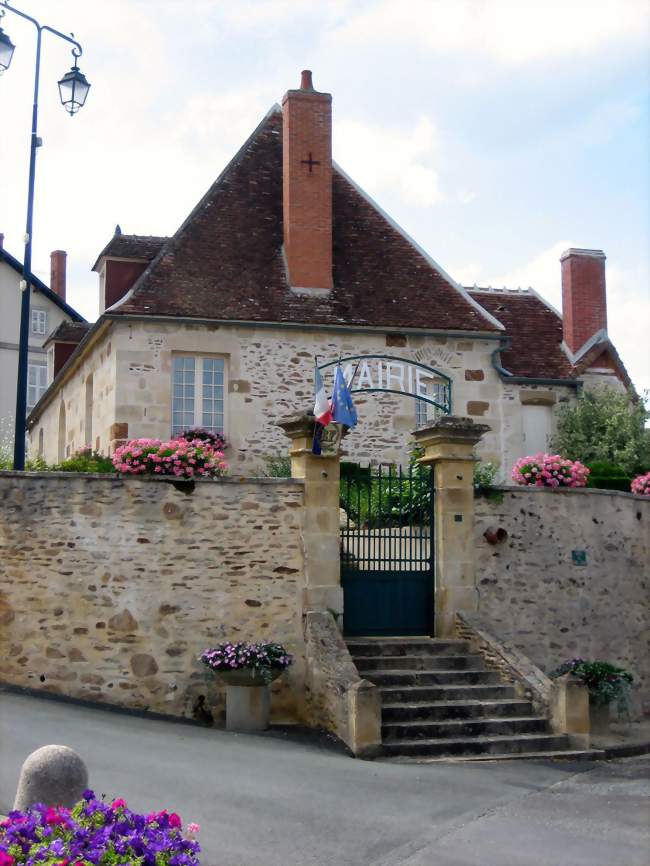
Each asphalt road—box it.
[1,692,648,866]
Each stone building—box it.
[26,71,630,474]
[0,236,85,449]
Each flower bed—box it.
[631,471,650,497]
[0,791,200,865]
[200,641,293,684]
[511,453,589,488]
[112,437,227,479]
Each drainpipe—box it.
[491,338,582,389]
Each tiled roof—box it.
[108,109,499,333]
[468,288,574,380]
[92,234,168,271]
[43,320,92,347]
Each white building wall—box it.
[0,259,73,451]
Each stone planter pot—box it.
[216,668,283,732]
[589,701,611,736]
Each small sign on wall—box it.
[319,424,343,457]
[571,549,587,566]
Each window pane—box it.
[171,357,196,436]
[200,357,224,433]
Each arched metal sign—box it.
[318,354,452,414]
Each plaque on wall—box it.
[319,424,343,457]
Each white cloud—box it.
[333,0,649,65]
[335,115,443,206]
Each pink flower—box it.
[187,822,200,834]
[111,798,127,809]
[168,812,182,829]
[0,853,15,866]
[45,807,65,825]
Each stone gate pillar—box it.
[413,416,489,638]
[277,412,343,615]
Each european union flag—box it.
[331,365,358,428]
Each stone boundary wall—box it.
[474,486,650,717]
[0,471,306,723]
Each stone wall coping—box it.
[456,611,553,712]
[0,470,303,487]
[487,484,648,502]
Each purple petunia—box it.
[0,791,201,866]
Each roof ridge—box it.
[107,107,283,314]
[332,160,504,333]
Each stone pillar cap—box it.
[276,411,317,440]
[413,415,491,443]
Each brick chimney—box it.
[560,248,607,355]
[282,70,333,291]
[50,250,67,302]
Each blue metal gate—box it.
[340,462,435,637]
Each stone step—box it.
[363,669,502,687]
[346,639,470,657]
[386,749,606,763]
[379,684,517,702]
[381,733,570,758]
[381,699,535,722]
[382,716,549,741]
[354,654,482,672]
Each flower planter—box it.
[217,668,284,732]
[216,668,283,687]
[589,701,610,736]
[200,642,293,733]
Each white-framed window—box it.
[27,362,48,410]
[171,355,225,437]
[31,309,47,335]
[415,382,446,428]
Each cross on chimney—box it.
[300,152,320,173]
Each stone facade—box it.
[29,318,578,477]
[474,487,650,717]
[0,472,307,722]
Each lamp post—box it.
[0,1,90,470]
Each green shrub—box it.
[262,454,292,477]
[585,460,632,492]
[54,448,115,474]
[550,388,650,476]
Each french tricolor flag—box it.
[313,365,333,427]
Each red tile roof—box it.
[108,109,500,333]
[468,288,574,379]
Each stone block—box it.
[225,684,270,731]
[14,745,88,810]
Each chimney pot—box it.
[50,250,67,303]
[300,69,314,90]
[560,248,607,355]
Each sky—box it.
[1,0,648,397]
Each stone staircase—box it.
[347,636,595,760]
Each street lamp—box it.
[58,57,90,115]
[0,22,14,71]
[0,1,90,470]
